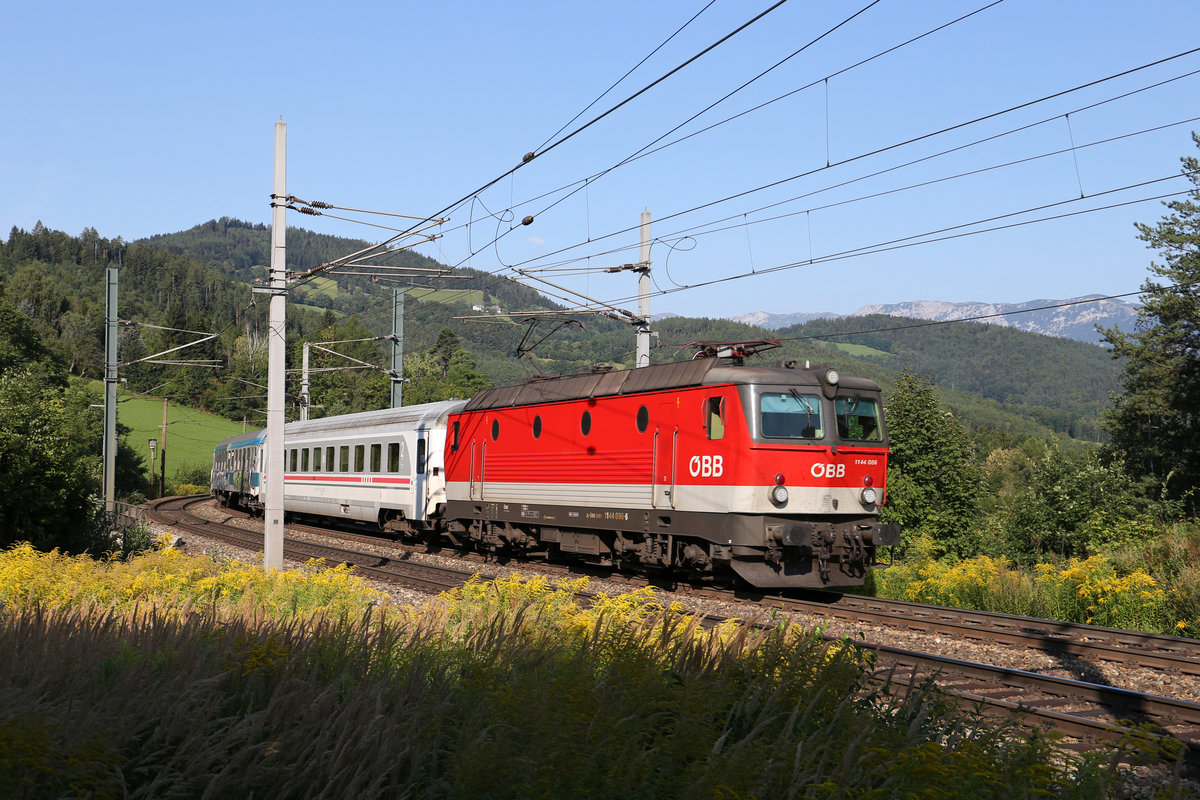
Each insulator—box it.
[521,215,534,226]
[522,152,536,163]
[297,207,321,216]
[311,201,333,209]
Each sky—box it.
[3,0,1198,322]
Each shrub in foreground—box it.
[0,545,1177,798]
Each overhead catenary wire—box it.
[284,2,1101,331]
[295,0,797,284]
[267,17,1200,366]
[520,113,1200,276]
[489,51,1200,279]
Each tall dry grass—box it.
[0,544,1178,798]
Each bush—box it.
[0,547,1153,798]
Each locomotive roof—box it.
[462,359,881,411]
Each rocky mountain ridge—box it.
[726,295,1138,345]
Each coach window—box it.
[636,405,649,433]
[581,410,592,436]
[289,449,298,472]
[416,439,426,474]
[706,396,725,441]
[339,446,349,473]
[532,415,542,439]
[301,448,309,472]
[312,446,322,473]
[370,443,382,472]
[326,446,336,472]
[491,419,500,441]
[354,445,365,472]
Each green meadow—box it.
[88,381,246,485]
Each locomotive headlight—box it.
[769,484,789,504]
[824,368,839,386]
[860,486,878,506]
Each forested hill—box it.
[781,315,1120,432]
[1,220,1120,442]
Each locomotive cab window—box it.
[835,395,882,441]
[759,392,823,439]
[705,396,725,440]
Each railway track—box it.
[148,496,1200,772]
[146,496,468,594]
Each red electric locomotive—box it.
[442,342,899,588]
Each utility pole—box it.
[159,397,168,497]
[391,288,404,408]
[636,209,652,368]
[262,119,287,571]
[299,343,310,422]
[102,268,118,513]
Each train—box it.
[211,341,899,589]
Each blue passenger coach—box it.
[211,429,267,512]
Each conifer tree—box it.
[1101,133,1200,505]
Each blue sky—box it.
[3,0,1198,320]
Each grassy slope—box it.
[88,381,246,482]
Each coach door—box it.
[469,439,485,500]
[652,401,678,509]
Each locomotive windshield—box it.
[835,395,882,441]
[759,392,823,439]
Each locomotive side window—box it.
[370,443,382,473]
[339,446,349,473]
[301,448,309,472]
[451,421,460,452]
[705,396,725,441]
[354,445,365,472]
[636,405,649,433]
[581,410,592,436]
[532,415,542,439]
[835,396,883,441]
[491,419,500,441]
[760,392,823,439]
[313,446,322,472]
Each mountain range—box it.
[725,295,1139,345]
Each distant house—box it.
[471,304,503,314]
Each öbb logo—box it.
[811,463,845,478]
[689,455,723,477]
